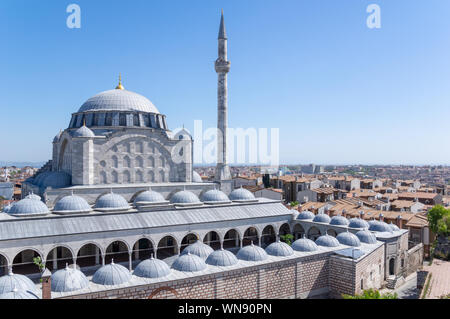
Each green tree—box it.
[342,289,398,299]
[289,201,299,207]
[280,234,294,246]
[428,205,450,234]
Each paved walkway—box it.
[423,259,450,299]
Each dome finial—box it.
[115,73,125,90]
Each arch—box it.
[243,227,259,247]
[12,249,43,275]
[136,156,144,168]
[123,170,131,183]
[159,170,165,182]
[105,240,130,264]
[135,170,144,183]
[327,229,337,237]
[112,155,119,169]
[45,246,74,271]
[160,156,166,168]
[132,237,155,262]
[148,170,155,182]
[180,233,199,253]
[111,170,118,183]
[136,141,144,154]
[148,286,178,299]
[307,226,321,241]
[223,229,241,250]
[203,231,221,250]
[100,171,107,184]
[148,156,155,168]
[58,138,72,173]
[157,236,178,260]
[76,243,103,268]
[123,156,131,168]
[0,253,9,276]
[293,224,305,240]
[389,258,395,276]
[279,223,292,243]
[261,225,276,247]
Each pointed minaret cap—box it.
[115,74,125,90]
[218,9,227,39]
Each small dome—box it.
[356,229,377,244]
[0,289,39,299]
[73,125,95,138]
[51,265,89,292]
[297,210,315,220]
[2,204,12,214]
[171,253,207,272]
[313,213,331,224]
[25,193,41,201]
[330,216,350,226]
[170,190,201,205]
[368,220,393,233]
[94,192,130,211]
[92,261,131,286]
[348,218,370,229]
[236,243,268,262]
[336,231,361,247]
[315,234,340,247]
[133,257,171,279]
[181,240,214,260]
[201,189,230,204]
[389,223,400,232]
[133,190,166,205]
[8,198,49,217]
[33,171,52,186]
[292,237,319,252]
[265,241,294,257]
[53,195,92,214]
[229,188,256,202]
[205,249,238,267]
[192,171,203,183]
[0,272,37,294]
[40,172,72,189]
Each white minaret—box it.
[215,10,231,182]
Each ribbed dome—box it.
[133,190,166,205]
[92,261,131,286]
[170,190,201,205]
[133,257,171,279]
[51,265,89,292]
[265,241,294,257]
[313,213,331,224]
[201,189,230,204]
[192,171,203,183]
[336,231,361,247]
[8,198,49,217]
[73,125,95,138]
[2,204,12,214]
[297,210,315,220]
[236,243,268,262]
[330,216,350,226]
[0,272,37,294]
[356,229,378,244]
[389,223,400,232]
[25,193,41,201]
[53,130,62,143]
[315,234,340,247]
[181,240,214,260]
[94,193,130,211]
[53,195,92,214]
[78,89,160,114]
[0,289,39,299]
[171,253,207,272]
[292,237,319,252]
[229,188,256,202]
[368,220,393,233]
[33,171,52,186]
[348,218,370,229]
[205,249,238,267]
[40,172,72,188]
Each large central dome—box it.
[78,89,160,114]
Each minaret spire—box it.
[218,9,227,39]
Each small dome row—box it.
[0,271,39,299]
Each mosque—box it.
[0,13,422,299]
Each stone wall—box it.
[406,243,424,277]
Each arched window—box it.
[112,155,118,169]
[203,231,221,250]
[136,170,143,183]
[124,156,131,168]
[132,238,154,261]
[243,227,259,246]
[261,225,276,247]
[13,249,42,275]
[112,171,118,183]
[136,142,143,153]
[223,229,240,249]
[180,233,198,253]
[157,236,178,260]
[148,156,155,168]
[100,171,107,184]
[45,247,73,271]
[77,243,102,268]
[160,157,166,168]
[160,170,165,182]
[148,171,155,182]
[327,229,337,237]
[293,224,305,240]
[123,170,131,183]
[105,241,129,264]
[307,227,321,241]
[136,156,144,168]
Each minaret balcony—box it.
[215,60,231,73]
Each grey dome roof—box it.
[236,243,268,262]
[201,189,230,204]
[53,130,62,143]
[389,222,400,232]
[181,240,214,260]
[313,213,331,224]
[0,289,39,299]
[40,172,72,188]
[33,171,52,186]
[53,195,92,214]
[94,193,130,211]
[133,257,171,279]
[170,190,201,205]
[92,261,131,286]
[297,210,315,220]
[348,218,370,229]
[229,188,256,202]
[330,215,350,226]
[25,193,41,201]
[368,220,393,233]
[205,249,238,267]
[0,272,37,294]
[315,234,340,247]
[336,231,361,247]
[171,253,207,272]
[51,265,89,292]
[192,171,203,183]
[356,229,378,244]
[8,198,49,217]
[133,190,166,205]
[2,204,12,214]
[73,125,95,138]
[292,237,319,252]
[78,89,160,114]
[265,241,294,257]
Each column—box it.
[95,247,100,265]
[52,249,57,270]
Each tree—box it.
[280,234,294,246]
[289,201,299,207]
[342,289,398,299]
[427,205,450,234]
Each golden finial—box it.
[115,74,124,90]
[83,118,86,126]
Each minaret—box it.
[215,10,232,181]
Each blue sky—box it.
[1,0,449,165]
